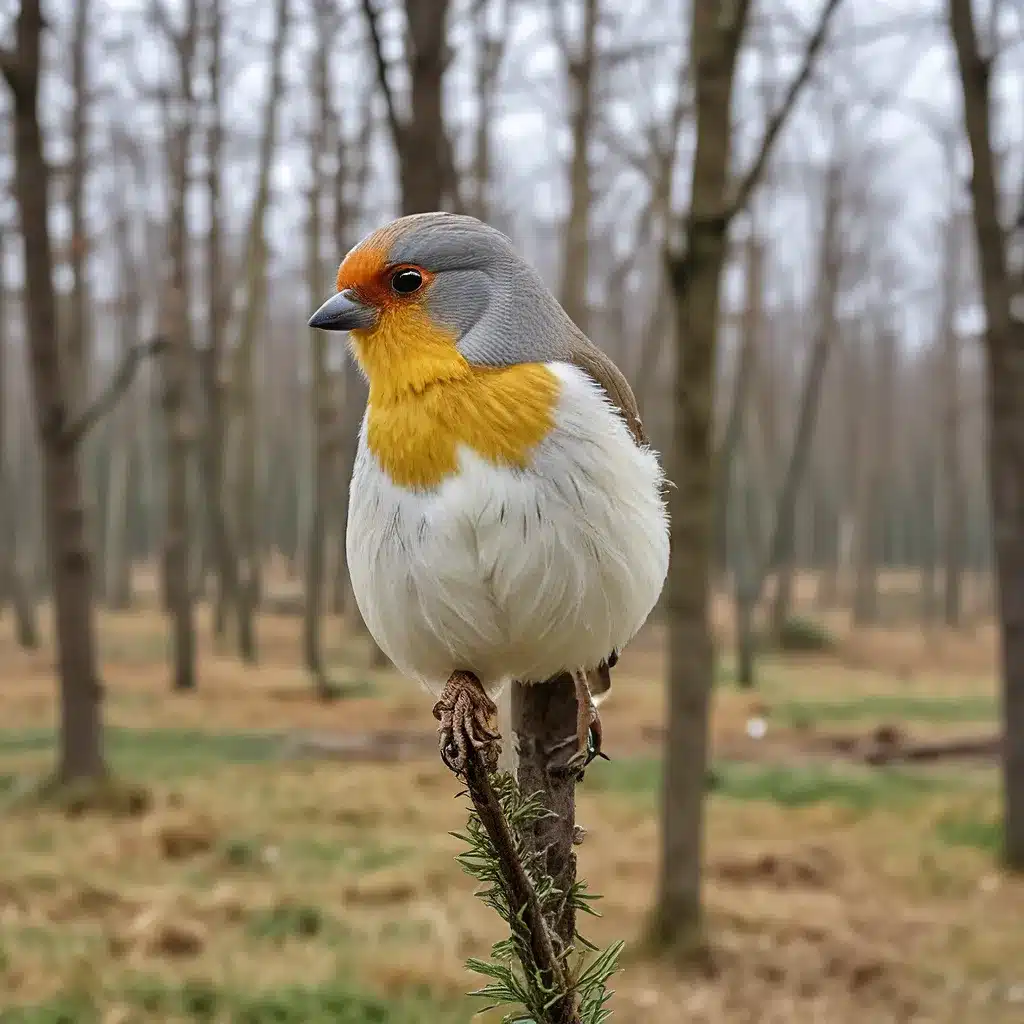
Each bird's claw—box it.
[432,671,501,776]
[564,668,604,778]
[544,675,606,780]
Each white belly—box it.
[345,362,669,697]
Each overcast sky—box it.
[6,0,1024,355]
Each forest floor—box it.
[0,588,1021,1023]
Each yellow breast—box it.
[350,306,561,491]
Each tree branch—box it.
[359,0,404,149]
[62,337,168,448]
[149,0,183,55]
[726,0,844,224]
[461,750,571,1006]
[546,0,571,58]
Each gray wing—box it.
[566,338,648,447]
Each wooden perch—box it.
[62,336,168,448]
[513,675,583,970]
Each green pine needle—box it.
[454,770,624,1023]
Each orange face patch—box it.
[335,231,432,311]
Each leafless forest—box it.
[1,0,1024,1021]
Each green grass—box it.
[588,757,975,813]
[244,902,345,944]
[713,763,947,810]
[0,728,284,777]
[774,694,997,728]
[0,996,89,1024]
[0,978,468,1023]
[772,615,838,653]
[287,836,411,873]
[934,813,1002,854]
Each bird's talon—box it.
[433,671,501,776]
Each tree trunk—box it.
[767,162,842,634]
[853,326,893,626]
[362,0,452,215]
[159,288,196,692]
[512,676,579,1023]
[159,0,199,692]
[66,0,90,406]
[105,194,141,611]
[654,0,841,942]
[304,4,333,693]
[715,233,763,573]
[731,450,763,689]
[103,432,133,610]
[654,0,745,948]
[940,210,967,627]
[399,0,451,213]
[557,0,599,333]
[949,0,1024,869]
[0,225,9,611]
[231,0,289,663]
[917,452,939,624]
[470,0,508,221]
[989,333,1024,866]
[201,0,239,641]
[0,226,40,646]
[3,0,106,779]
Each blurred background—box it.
[1,0,1024,1021]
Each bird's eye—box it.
[391,268,423,294]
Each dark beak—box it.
[307,289,378,332]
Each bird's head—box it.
[308,212,571,395]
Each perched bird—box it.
[309,212,669,775]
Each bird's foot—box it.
[545,669,608,780]
[432,671,501,776]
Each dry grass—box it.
[0,585,1021,1022]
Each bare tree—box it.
[766,159,844,635]
[852,313,895,626]
[200,0,240,641]
[470,0,511,222]
[105,143,144,612]
[940,207,969,627]
[550,0,599,331]
[0,219,38,647]
[1,0,106,780]
[230,0,290,664]
[949,0,1024,868]
[66,0,91,409]
[715,231,764,574]
[154,0,200,690]
[304,0,336,695]
[361,0,455,214]
[655,0,843,946]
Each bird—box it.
[308,212,669,776]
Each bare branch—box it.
[149,0,183,54]
[727,0,845,224]
[359,0,404,148]
[546,0,570,57]
[62,337,168,448]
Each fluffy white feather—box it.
[346,361,669,698]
